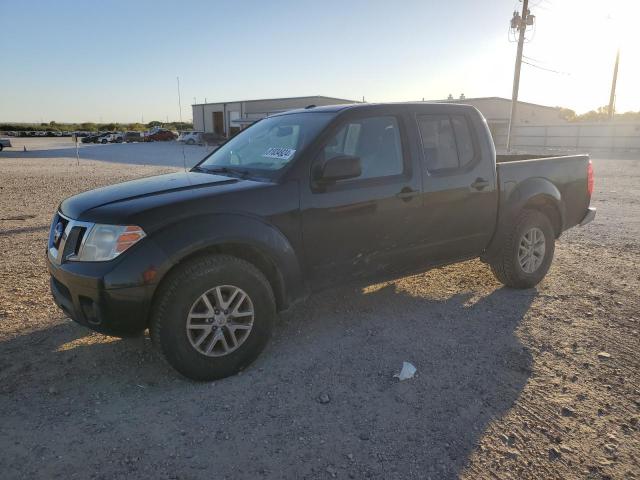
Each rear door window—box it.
[450,115,474,167]
[417,114,476,173]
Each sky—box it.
[1,0,638,123]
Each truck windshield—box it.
[198,113,333,172]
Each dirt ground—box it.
[0,154,638,480]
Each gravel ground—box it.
[0,153,638,480]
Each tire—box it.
[150,254,276,381]
[101,139,107,144]
[186,139,195,145]
[0,144,3,152]
[489,209,555,289]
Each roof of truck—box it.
[278,101,475,115]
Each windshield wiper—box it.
[192,165,251,178]
[191,165,210,173]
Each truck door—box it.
[300,112,422,290]
[414,111,498,261]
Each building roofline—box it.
[192,95,359,107]
[435,96,562,111]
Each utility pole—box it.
[506,0,532,152]
[176,76,183,124]
[608,49,620,120]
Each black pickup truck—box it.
[47,103,595,380]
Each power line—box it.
[522,60,570,75]
[523,54,544,63]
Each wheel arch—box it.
[483,177,564,261]
[152,241,287,312]
[147,213,306,320]
[504,177,565,237]
[521,195,562,238]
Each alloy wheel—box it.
[518,227,546,273]
[186,285,254,357]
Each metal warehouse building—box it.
[437,96,569,149]
[439,96,568,125]
[192,95,357,137]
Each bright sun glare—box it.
[531,0,640,112]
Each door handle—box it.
[470,178,490,190]
[396,188,419,201]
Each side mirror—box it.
[318,155,362,183]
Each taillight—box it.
[587,160,594,197]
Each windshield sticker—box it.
[262,147,296,161]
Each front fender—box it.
[149,213,305,308]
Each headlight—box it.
[75,224,146,262]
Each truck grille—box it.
[48,213,92,264]
[49,213,68,249]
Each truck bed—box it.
[495,154,591,234]
[496,153,585,163]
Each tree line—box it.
[558,107,640,123]
[0,121,194,132]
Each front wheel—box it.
[150,255,276,381]
[489,210,555,289]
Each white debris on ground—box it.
[394,361,417,381]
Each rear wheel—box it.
[489,210,555,289]
[186,139,195,145]
[150,255,275,381]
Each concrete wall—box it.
[491,122,640,153]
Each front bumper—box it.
[47,237,169,337]
[579,207,596,226]
[49,270,150,336]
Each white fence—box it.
[490,122,640,154]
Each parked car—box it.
[123,131,144,143]
[47,102,595,381]
[94,132,121,144]
[177,131,203,145]
[81,134,100,144]
[0,137,12,151]
[145,129,176,142]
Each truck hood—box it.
[60,171,263,222]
